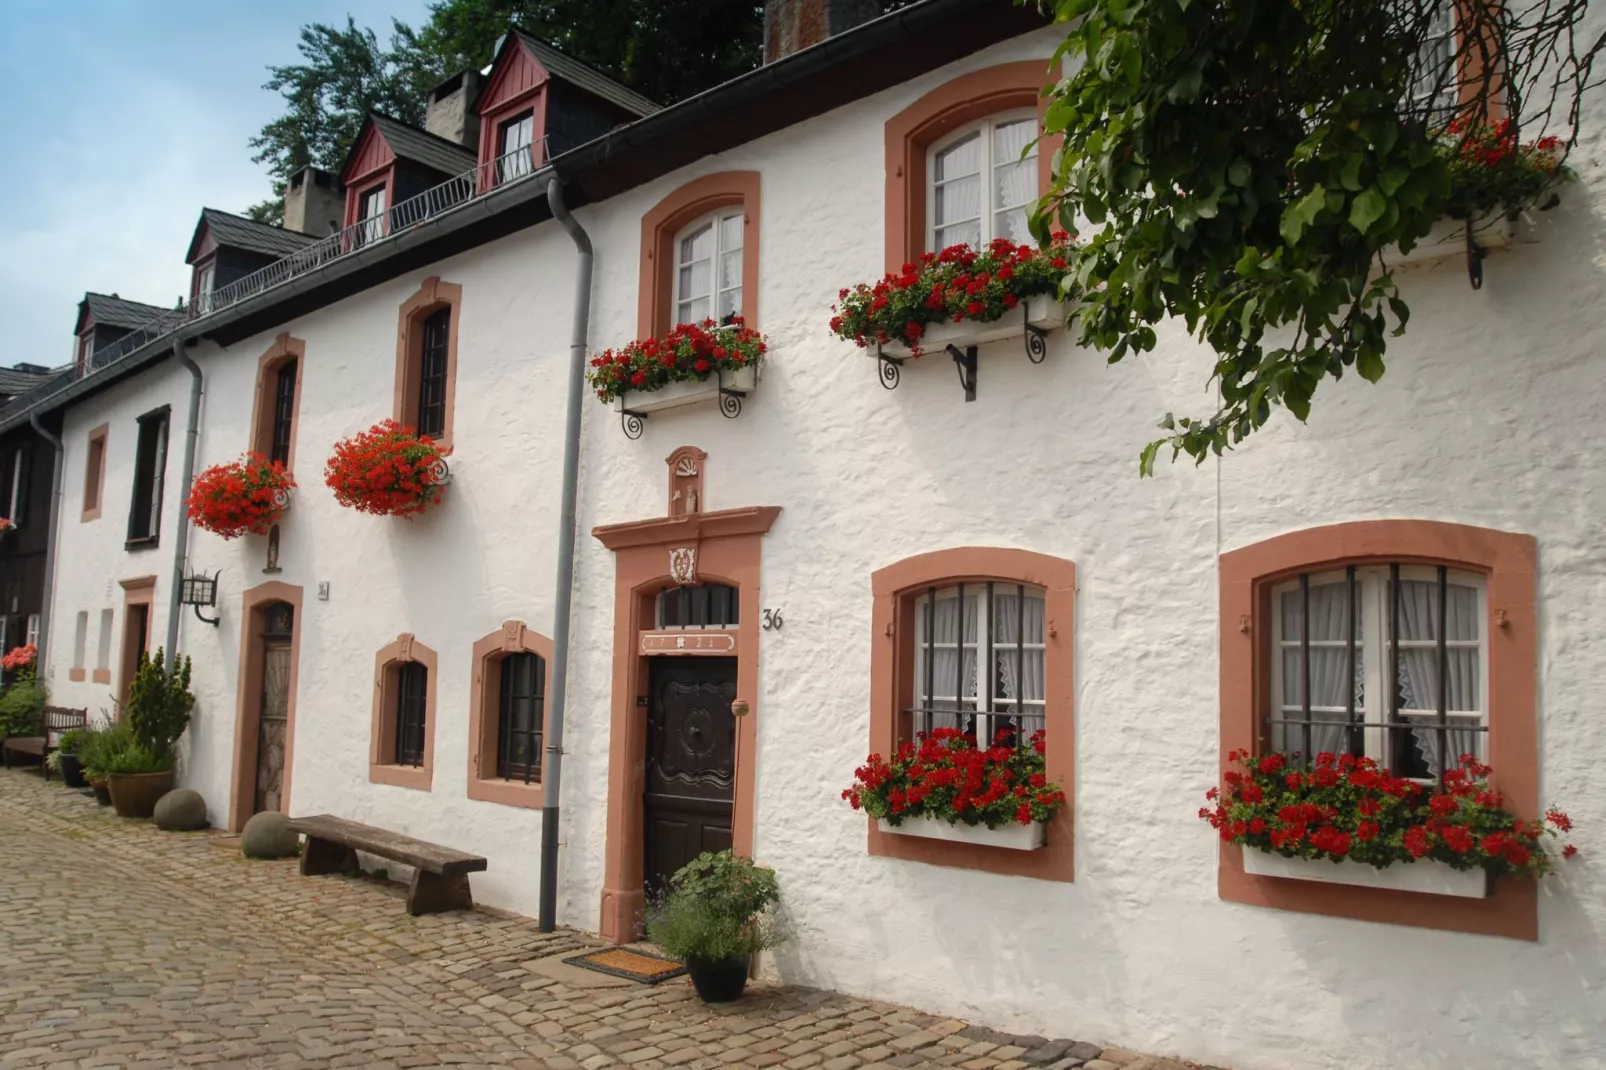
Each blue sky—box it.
[0,0,431,368]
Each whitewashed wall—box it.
[41,20,1606,1070]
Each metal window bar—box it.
[1266,562,1485,778]
[910,584,1045,753]
[497,652,544,783]
[73,139,552,384]
[655,584,738,629]
[417,308,450,437]
[270,361,296,466]
[395,661,427,767]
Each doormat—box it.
[563,947,687,984]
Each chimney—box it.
[426,69,485,152]
[284,166,344,237]
[763,0,880,63]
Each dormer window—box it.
[194,262,216,314]
[673,210,744,327]
[497,112,535,182]
[357,184,388,244]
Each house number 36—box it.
[762,609,784,631]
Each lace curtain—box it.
[1396,579,1482,771]
[912,587,1045,738]
[1280,583,1360,756]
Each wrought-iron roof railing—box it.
[77,138,550,381]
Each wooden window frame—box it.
[467,622,553,809]
[1219,520,1539,939]
[249,334,305,474]
[639,172,761,339]
[125,407,170,550]
[394,277,462,454]
[867,547,1076,882]
[369,633,437,791]
[925,109,1041,253]
[81,424,108,522]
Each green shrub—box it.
[0,669,47,739]
[101,740,171,775]
[126,649,194,765]
[644,851,782,963]
[56,728,88,756]
[78,722,134,782]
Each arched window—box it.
[394,278,461,452]
[250,335,304,473]
[656,583,739,630]
[468,622,553,808]
[912,581,1046,750]
[417,307,451,439]
[496,651,545,781]
[673,209,744,327]
[927,112,1039,251]
[369,633,437,791]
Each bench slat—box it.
[286,814,487,876]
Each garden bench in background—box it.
[2,706,87,782]
[286,814,488,916]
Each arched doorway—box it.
[230,582,303,831]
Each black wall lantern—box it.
[181,571,221,626]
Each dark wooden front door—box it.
[644,656,737,898]
[254,639,291,814]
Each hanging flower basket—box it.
[587,319,767,406]
[829,239,1080,360]
[186,453,295,540]
[324,419,450,519]
[843,727,1066,851]
[1201,749,1578,889]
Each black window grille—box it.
[656,583,739,629]
[270,361,297,466]
[127,407,170,546]
[496,652,545,782]
[417,308,451,438]
[394,661,428,767]
[1268,563,1486,780]
[910,582,1046,753]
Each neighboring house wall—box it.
[36,23,1606,1070]
[0,422,58,672]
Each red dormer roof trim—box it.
[339,118,399,231]
[477,36,550,172]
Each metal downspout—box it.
[165,339,203,668]
[28,414,63,668]
[539,175,592,932]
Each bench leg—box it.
[407,870,473,916]
[300,836,359,877]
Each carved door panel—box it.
[643,657,737,898]
[254,640,291,814]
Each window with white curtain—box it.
[1410,2,1459,121]
[927,112,1039,252]
[911,582,1046,748]
[672,209,744,327]
[1270,564,1486,780]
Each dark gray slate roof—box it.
[0,365,54,399]
[514,33,660,118]
[200,209,319,259]
[82,292,175,331]
[371,114,477,177]
[0,368,71,418]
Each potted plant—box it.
[644,850,781,1003]
[0,644,47,751]
[829,239,1080,359]
[324,419,450,518]
[77,723,127,807]
[55,728,88,788]
[1201,750,1578,897]
[586,318,767,413]
[105,649,194,819]
[842,727,1067,850]
[186,452,295,539]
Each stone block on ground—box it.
[152,789,209,831]
[241,811,300,858]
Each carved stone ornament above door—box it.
[666,446,707,518]
[669,547,698,586]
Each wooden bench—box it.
[286,814,488,916]
[2,706,87,782]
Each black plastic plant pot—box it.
[91,783,112,806]
[59,754,87,789]
[685,955,750,1003]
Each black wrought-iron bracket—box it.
[947,344,977,402]
[1465,223,1485,290]
[875,345,905,390]
[621,409,648,439]
[193,603,220,627]
[1024,315,1049,364]
[716,370,746,419]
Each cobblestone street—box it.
[0,770,1223,1070]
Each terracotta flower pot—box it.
[106,770,175,819]
[685,956,749,1003]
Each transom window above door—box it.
[928,112,1039,251]
[673,210,743,327]
[912,582,1046,750]
[1270,564,1487,781]
[656,583,739,630]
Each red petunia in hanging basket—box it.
[186,453,295,540]
[324,419,450,519]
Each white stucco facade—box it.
[35,19,1606,1070]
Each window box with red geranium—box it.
[587,319,765,438]
[186,454,295,540]
[1201,750,1578,900]
[830,240,1080,391]
[324,419,450,519]
[844,728,1067,853]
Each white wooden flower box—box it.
[878,815,1046,851]
[1388,210,1514,268]
[1242,848,1490,899]
[619,364,758,415]
[876,297,1069,358]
